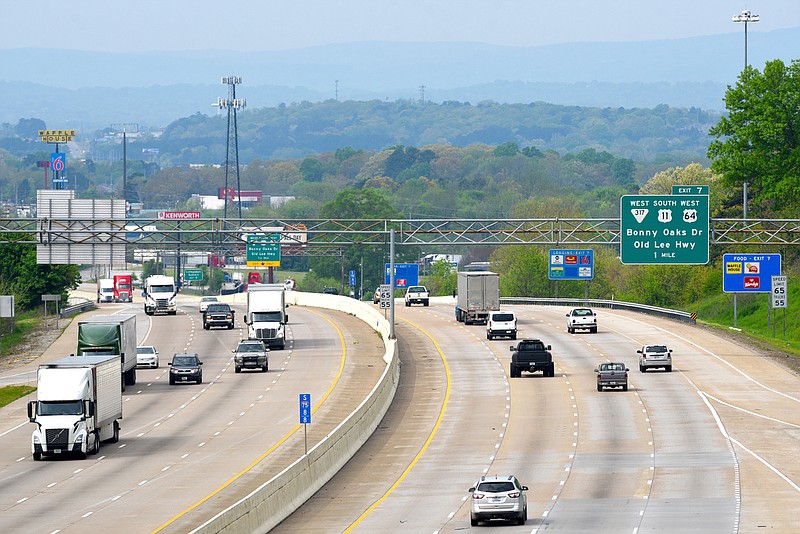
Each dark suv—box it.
[169,353,203,384]
[232,339,269,373]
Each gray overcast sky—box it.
[2,1,798,52]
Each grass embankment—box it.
[0,311,46,407]
[690,286,800,362]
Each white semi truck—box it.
[245,284,287,349]
[28,355,122,460]
[96,278,114,303]
[143,275,177,315]
[455,271,500,325]
[76,314,138,388]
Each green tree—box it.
[299,158,325,182]
[426,259,457,296]
[708,59,800,214]
[0,242,80,310]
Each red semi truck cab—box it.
[113,273,133,303]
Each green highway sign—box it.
[671,185,709,195]
[620,194,709,265]
[183,269,203,281]
[247,233,281,267]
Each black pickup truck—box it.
[510,339,555,378]
[202,303,235,330]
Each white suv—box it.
[469,475,528,526]
[638,344,673,372]
[486,311,517,340]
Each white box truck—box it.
[76,314,138,388]
[28,355,122,460]
[143,274,177,315]
[456,271,500,325]
[246,284,287,349]
[96,278,114,303]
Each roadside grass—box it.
[691,288,800,359]
[0,311,43,355]
[0,385,35,408]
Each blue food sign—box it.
[722,253,781,293]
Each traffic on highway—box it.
[0,291,798,532]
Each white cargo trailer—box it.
[28,355,122,460]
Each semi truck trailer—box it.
[28,355,122,460]
[76,314,138,388]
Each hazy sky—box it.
[2,1,798,52]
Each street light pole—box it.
[732,9,759,69]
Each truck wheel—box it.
[109,420,120,443]
[511,333,517,340]
[486,333,492,340]
[471,516,479,527]
[91,432,101,455]
[33,452,41,461]
[548,365,555,377]
[424,300,429,306]
[666,365,672,372]
[640,364,645,372]
[597,384,602,391]
[262,362,268,372]
[235,366,242,373]
[228,323,234,329]
[623,384,628,392]
[203,324,209,330]
[591,327,597,333]
[567,326,573,334]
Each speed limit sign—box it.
[772,275,787,309]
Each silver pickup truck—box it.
[594,362,629,391]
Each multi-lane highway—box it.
[0,298,385,533]
[1,296,799,533]
[275,299,800,532]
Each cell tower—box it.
[214,76,246,221]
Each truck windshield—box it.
[252,311,282,322]
[39,400,83,416]
[117,283,131,289]
[150,284,174,293]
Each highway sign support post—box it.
[620,194,709,265]
[299,393,311,455]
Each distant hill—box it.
[0,29,798,130]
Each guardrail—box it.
[500,297,697,324]
[192,292,397,534]
[59,297,95,318]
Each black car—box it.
[169,353,203,384]
[322,286,339,295]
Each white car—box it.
[136,345,159,368]
[199,296,219,313]
[638,344,673,372]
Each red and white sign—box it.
[158,211,201,220]
[743,276,760,289]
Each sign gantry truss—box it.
[1,217,800,248]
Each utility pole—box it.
[110,123,139,208]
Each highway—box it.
[1,296,799,532]
[0,298,385,533]
[274,300,800,532]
